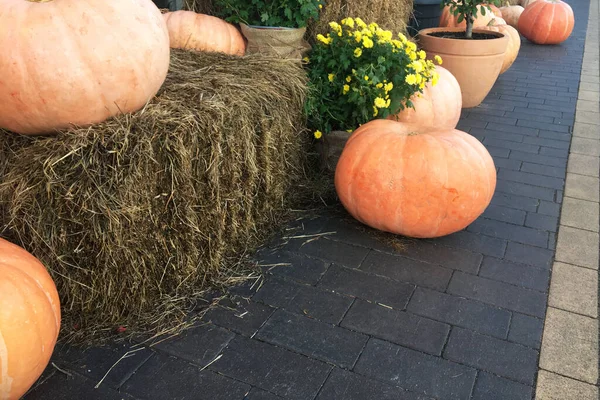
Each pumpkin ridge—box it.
[0,329,13,400]
[541,3,555,44]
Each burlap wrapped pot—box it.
[240,24,311,60]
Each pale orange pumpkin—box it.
[439,4,501,28]
[0,0,170,135]
[518,0,575,44]
[390,66,462,130]
[480,19,521,73]
[0,238,61,400]
[163,11,246,56]
[500,5,524,28]
[335,120,496,238]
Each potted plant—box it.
[407,0,445,36]
[417,0,508,107]
[303,18,442,170]
[213,0,323,59]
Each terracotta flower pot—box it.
[417,27,508,108]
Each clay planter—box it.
[315,130,352,172]
[417,27,509,108]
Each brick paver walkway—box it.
[25,1,594,399]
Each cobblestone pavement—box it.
[24,0,597,398]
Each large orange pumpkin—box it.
[480,20,521,74]
[335,120,496,238]
[0,0,170,135]
[518,0,574,44]
[440,4,501,28]
[163,11,246,56]
[0,238,61,400]
[390,66,462,130]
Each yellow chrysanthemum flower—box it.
[319,4,323,8]
[386,99,391,107]
[346,75,352,83]
[406,41,417,51]
[329,22,341,32]
[398,33,408,43]
[418,50,426,59]
[316,34,327,43]
[314,130,322,139]
[354,31,363,42]
[328,73,335,82]
[419,82,426,90]
[302,56,310,63]
[342,17,355,28]
[391,39,402,48]
[405,74,417,85]
[376,29,393,43]
[410,61,424,73]
[374,97,387,108]
[362,37,374,48]
[409,51,417,61]
[373,106,379,117]
[435,55,443,65]
[354,48,363,57]
[384,82,394,92]
[369,22,378,32]
[431,71,440,86]
[355,17,367,28]
[364,75,369,81]
[343,84,350,94]
[376,83,383,88]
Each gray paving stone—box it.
[467,218,549,247]
[494,157,523,171]
[316,368,430,400]
[252,276,354,324]
[571,136,600,156]
[256,309,367,368]
[479,257,550,292]
[555,226,599,269]
[538,130,572,142]
[25,372,136,400]
[524,212,558,232]
[484,138,539,153]
[520,162,566,179]
[537,200,561,217]
[549,262,598,317]
[560,197,599,231]
[399,240,484,273]
[573,121,599,138]
[256,250,330,284]
[536,370,599,400]
[407,287,511,338]
[286,237,370,268]
[471,128,524,143]
[51,342,154,390]
[539,146,569,159]
[522,136,570,150]
[509,151,569,168]
[498,168,565,189]
[360,250,452,291]
[504,242,554,269]
[342,299,450,355]
[490,192,539,212]
[427,230,507,259]
[447,272,547,317]
[517,119,570,132]
[495,179,556,201]
[482,204,526,225]
[471,372,533,400]
[154,324,234,367]
[205,298,274,337]
[210,335,331,400]
[508,313,544,349]
[122,353,250,400]
[444,327,538,385]
[567,153,600,177]
[245,388,283,400]
[354,338,477,400]
[318,264,414,309]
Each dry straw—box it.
[0,50,312,344]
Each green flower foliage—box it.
[215,0,323,28]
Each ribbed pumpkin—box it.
[0,238,61,400]
[335,120,496,238]
[390,66,462,130]
[163,11,246,56]
[500,5,524,28]
[480,19,521,74]
[518,0,574,44]
[439,4,501,28]
[0,0,170,135]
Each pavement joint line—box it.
[536,0,600,396]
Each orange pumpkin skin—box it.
[480,22,521,73]
[390,66,462,130]
[335,120,496,238]
[440,4,500,27]
[0,238,61,400]
[500,5,524,28]
[518,0,574,44]
[163,11,246,56]
[0,0,170,135]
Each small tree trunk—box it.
[465,15,474,39]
